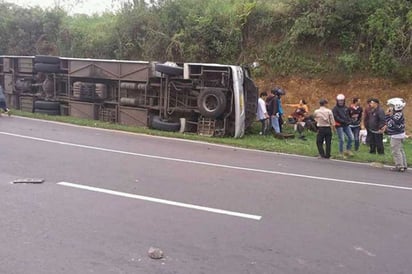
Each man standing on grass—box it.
[332,93,354,158]
[314,98,335,159]
[365,98,386,155]
[349,97,363,151]
[257,91,269,135]
[266,87,285,136]
[385,98,407,172]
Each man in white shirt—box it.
[257,91,269,135]
[314,98,335,159]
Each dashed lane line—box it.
[57,182,262,221]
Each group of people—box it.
[257,87,315,139]
[257,87,285,136]
[257,88,408,172]
[313,94,407,172]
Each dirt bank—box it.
[256,76,412,134]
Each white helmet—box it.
[336,94,345,100]
[387,97,406,111]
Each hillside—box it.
[0,0,411,134]
[256,76,412,134]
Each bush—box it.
[337,53,361,73]
[369,48,396,76]
[392,64,412,84]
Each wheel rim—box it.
[203,94,219,113]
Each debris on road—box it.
[11,178,45,184]
[370,162,384,168]
[148,247,164,259]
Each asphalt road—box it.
[0,116,411,274]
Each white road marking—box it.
[57,182,262,220]
[10,116,366,163]
[2,131,412,191]
[354,246,376,257]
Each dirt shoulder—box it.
[256,76,412,134]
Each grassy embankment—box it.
[10,109,411,167]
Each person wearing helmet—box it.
[365,98,386,154]
[332,93,354,158]
[385,98,407,172]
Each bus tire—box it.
[34,108,60,115]
[197,89,226,118]
[34,100,60,110]
[34,55,60,64]
[34,63,61,73]
[155,64,183,76]
[151,115,181,131]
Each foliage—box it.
[392,64,412,84]
[365,1,412,76]
[1,0,412,79]
[59,14,118,58]
[1,6,44,55]
[337,52,361,73]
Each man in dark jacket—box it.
[365,98,386,154]
[349,97,363,151]
[332,94,354,157]
[265,87,285,135]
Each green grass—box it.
[9,109,411,167]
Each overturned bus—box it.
[0,55,258,137]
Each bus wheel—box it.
[34,100,60,110]
[34,108,60,115]
[155,63,183,76]
[197,89,226,118]
[34,55,60,64]
[34,63,61,73]
[151,116,181,132]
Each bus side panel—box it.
[69,60,151,82]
